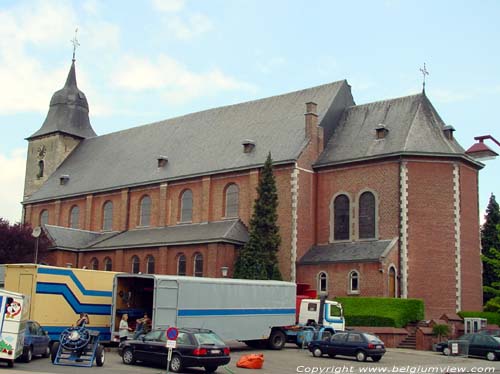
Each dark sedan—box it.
[436,333,500,361]
[308,331,385,362]
[19,321,50,362]
[118,328,230,373]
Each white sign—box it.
[166,340,177,349]
[451,342,459,355]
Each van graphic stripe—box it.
[178,308,296,317]
[43,326,111,342]
[37,267,112,297]
[36,282,111,315]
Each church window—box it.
[388,266,397,298]
[180,190,193,222]
[318,271,328,294]
[70,205,80,229]
[333,194,350,240]
[37,160,44,178]
[90,257,99,270]
[40,210,49,226]
[146,255,155,274]
[349,270,360,293]
[359,191,376,239]
[131,256,140,274]
[224,184,239,218]
[102,201,113,231]
[194,253,203,277]
[139,195,151,227]
[104,257,112,271]
[177,254,186,276]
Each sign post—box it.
[165,327,179,374]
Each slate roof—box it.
[316,93,475,166]
[43,220,249,251]
[29,61,96,140]
[26,80,351,203]
[298,238,397,265]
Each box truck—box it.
[0,289,28,367]
[111,274,344,349]
[4,264,117,343]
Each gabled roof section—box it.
[316,93,469,166]
[43,225,118,250]
[25,81,348,203]
[298,239,397,265]
[28,60,96,140]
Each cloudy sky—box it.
[1,0,499,223]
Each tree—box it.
[482,224,500,312]
[482,194,500,303]
[432,324,450,343]
[0,218,49,264]
[234,153,282,280]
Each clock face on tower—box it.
[37,145,47,159]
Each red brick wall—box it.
[459,164,483,311]
[406,160,456,318]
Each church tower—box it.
[23,59,96,199]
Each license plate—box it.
[376,345,382,349]
[211,349,221,354]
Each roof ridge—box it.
[346,92,424,111]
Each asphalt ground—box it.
[3,343,500,374]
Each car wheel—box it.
[372,355,382,362]
[268,330,286,350]
[356,350,367,362]
[95,345,105,367]
[443,347,451,356]
[205,365,218,373]
[50,342,60,363]
[486,352,497,361]
[22,346,33,362]
[312,347,323,357]
[42,345,50,358]
[170,354,183,373]
[122,348,136,365]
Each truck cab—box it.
[297,299,344,331]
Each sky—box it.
[0,0,499,224]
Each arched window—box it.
[180,190,193,222]
[40,210,49,226]
[70,205,80,229]
[194,253,203,277]
[359,191,376,239]
[104,257,112,271]
[389,266,397,298]
[334,194,350,240]
[102,201,113,231]
[349,270,360,294]
[177,254,186,276]
[318,272,328,294]
[225,184,239,218]
[131,256,140,274]
[146,255,155,274]
[37,160,44,178]
[90,257,99,270]
[139,195,151,227]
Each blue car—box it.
[19,321,51,362]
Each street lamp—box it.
[31,226,41,264]
[466,135,500,161]
[220,266,229,278]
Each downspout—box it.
[290,163,300,283]
[399,157,409,298]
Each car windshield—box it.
[363,333,383,343]
[194,332,225,346]
[493,337,500,344]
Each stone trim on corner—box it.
[290,164,299,282]
[453,163,462,312]
[399,161,409,298]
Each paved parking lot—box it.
[5,344,500,374]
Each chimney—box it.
[443,125,455,141]
[305,102,318,139]
[59,174,70,185]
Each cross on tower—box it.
[420,63,429,92]
[70,28,80,61]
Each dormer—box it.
[443,125,455,141]
[375,124,389,139]
[157,156,169,168]
[242,139,255,153]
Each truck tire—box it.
[95,345,105,366]
[268,330,286,350]
[51,342,60,363]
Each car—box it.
[19,320,50,362]
[308,331,385,362]
[118,327,230,373]
[436,333,500,361]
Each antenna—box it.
[70,27,80,61]
[419,63,429,93]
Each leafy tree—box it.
[432,324,450,342]
[234,153,282,280]
[482,224,500,312]
[0,218,49,264]
[482,194,500,303]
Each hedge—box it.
[335,297,425,328]
[458,311,500,326]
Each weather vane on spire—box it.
[419,63,429,93]
[70,28,80,61]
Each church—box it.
[22,58,484,318]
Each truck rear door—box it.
[154,279,179,329]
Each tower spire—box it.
[70,27,80,62]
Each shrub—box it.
[459,311,500,326]
[432,324,450,342]
[335,297,425,328]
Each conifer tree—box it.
[482,194,500,303]
[482,226,500,312]
[234,153,282,280]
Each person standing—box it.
[119,313,132,342]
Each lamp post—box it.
[31,226,41,264]
[466,135,500,161]
[220,266,229,278]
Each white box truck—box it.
[111,274,344,349]
[0,289,28,368]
